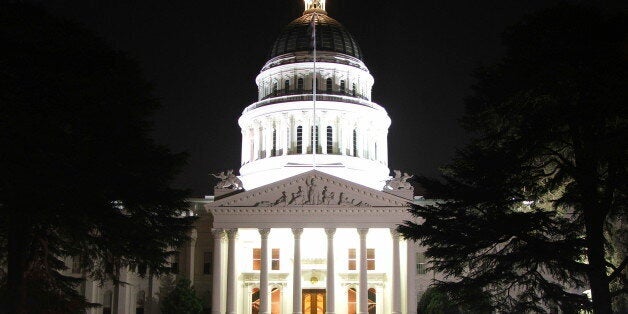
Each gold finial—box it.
[304,0,326,14]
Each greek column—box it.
[211,229,224,314]
[259,228,271,314]
[325,228,336,314]
[226,229,238,314]
[357,228,369,314]
[407,239,418,314]
[390,229,401,314]
[188,229,197,285]
[292,228,303,314]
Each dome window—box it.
[326,126,333,154]
[284,80,290,92]
[326,78,332,92]
[297,126,303,154]
[352,83,357,96]
[353,129,358,157]
[340,80,346,93]
[297,78,304,91]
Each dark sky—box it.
[35,0,626,196]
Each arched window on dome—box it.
[326,126,333,154]
[352,83,357,96]
[297,78,304,91]
[326,78,332,92]
[272,82,278,96]
[284,79,290,92]
[353,129,358,157]
[297,126,303,154]
[340,80,346,93]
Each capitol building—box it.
[70,1,436,313]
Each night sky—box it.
[33,0,626,196]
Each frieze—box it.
[209,207,408,215]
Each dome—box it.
[269,12,364,60]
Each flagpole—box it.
[311,13,317,169]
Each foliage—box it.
[0,3,195,313]
[160,278,203,314]
[399,3,626,313]
[418,287,461,314]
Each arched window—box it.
[348,288,357,314]
[136,291,145,314]
[296,126,303,154]
[272,82,278,96]
[284,79,290,91]
[311,126,319,153]
[271,129,277,157]
[326,126,333,154]
[251,288,260,314]
[103,291,113,314]
[368,288,376,314]
[271,288,281,314]
[340,80,346,93]
[353,129,358,157]
[297,78,304,91]
[352,83,357,96]
[326,78,332,92]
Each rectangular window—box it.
[171,252,179,274]
[253,248,261,270]
[284,79,290,91]
[417,252,427,275]
[348,248,357,270]
[203,252,212,275]
[367,249,375,270]
[272,248,280,270]
[326,78,332,92]
[71,255,81,274]
[340,80,345,92]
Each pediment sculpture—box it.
[254,178,369,207]
[211,169,243,190]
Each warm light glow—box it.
[304,0,326,12]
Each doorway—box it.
[302,289,325,314]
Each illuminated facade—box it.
[70,1,433,313]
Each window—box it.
[296,126,303,154]
[103,291,113,314]
[352,83,357,96]
[171,252,179,274]
[348,288,357,314]
[71,255,81,274]
[252,288,260,314]
[326,126,333,154]
[417,252,427,275]
[253,248,261,270]
[272,82,278,95]
[136,291,145,314]
[271,129,277,157]
[271,288,281,314]
[368,288,376,314]
[326,78,332,92]
[353,129,358,157]
[272,248,280,270]
[348,248,356,270]
[311,126,319,153]
[297,78,304,91]
[203,252,212,274]
[340,80,345,93]
[284,79,290,91]
[367,249,375,270]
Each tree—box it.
[399,4,627,313]
[160,278,203,314]
[0,4,195,313]
[418,287,461,314]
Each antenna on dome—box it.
[304,0,326,15]
[309,12,318,168]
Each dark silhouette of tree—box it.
[0,4,195,313]
[399,4,626,313]
[160,278,203,314]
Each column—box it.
[259,228,271,314]
[357,228,369,314]
[211,229,224,314]
[325,228,336,314]
[188,229,197,285]
[390,229,401,314]
[292,228,303,314]
[114,266,128,314]
[226,229,238,314]
[407,240,417,314]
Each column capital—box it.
[390,228,401,239]
[226,228,238,239]
[211,228,224,239]
[292,228,303,238]
[324,228,336,237]
[259,228,271,238]
[190,228,198,241]
[357,228,369,237]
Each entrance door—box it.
[302,289,325,314]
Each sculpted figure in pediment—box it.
[289,186,305,205]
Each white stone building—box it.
[70,1,437,313]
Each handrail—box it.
[244,93,381,113]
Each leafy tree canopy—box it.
[0,3,195,313]
[399,3,626,313]
[160,278,203,314]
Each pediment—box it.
[209,170,410,208]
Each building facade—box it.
[71,1,436,313]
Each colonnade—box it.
[210,227,404,314]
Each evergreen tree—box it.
[399,4,627,313]
[0,4,195,313]
[160,278,203,314]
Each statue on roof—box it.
[211,170,243,190]
[384,170,413,190]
